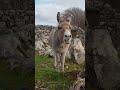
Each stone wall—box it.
[0,0,34,71]
[86,0,120,89]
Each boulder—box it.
[92,29,120,89]
[69,38,85,64]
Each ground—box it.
[0,61,34,89]
[35,54,84,90]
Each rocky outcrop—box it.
[35,27,53,56]
[86,0,120,89]
[0,0,34,71]
[69,38,85,64]
[93,29,120,89]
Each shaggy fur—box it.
[48,12,72,71]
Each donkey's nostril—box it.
[70,35,71,37]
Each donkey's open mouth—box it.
[64,39,71,44]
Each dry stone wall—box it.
[0,0,34,71]
[86,0,120,89]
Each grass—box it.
[35,54,83,90]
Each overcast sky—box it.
[35,0,85,26]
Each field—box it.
[35,54,84,90]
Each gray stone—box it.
[0,22,6,28]
[93,29,120,89]
[2,16,10,21]
[16,21,25,27]
[0,10,3,15]
[69,38,85,64]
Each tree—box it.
[62,7,85,30]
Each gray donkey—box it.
[48,12,72,72]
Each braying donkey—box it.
[48,12,72,72]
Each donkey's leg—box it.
[54,52,60,71]
[61,53,66,72]
[54,52,57,68]
[59,53,62,67]
[56,53,61,71]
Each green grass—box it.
[35,54,82,90]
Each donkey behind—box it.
[48,12,72,72]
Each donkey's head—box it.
[57,12,72,44]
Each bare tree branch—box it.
[62,7,85,30]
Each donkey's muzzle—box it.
[64,38,71,44]
[64,31,72,44]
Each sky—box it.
[35,0,85,26]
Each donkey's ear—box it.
[57,12,61,23]
[66,17,71,23]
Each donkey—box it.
[48,12,72,72]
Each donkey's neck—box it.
[56,29,64,44]
[52,29,70,53]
